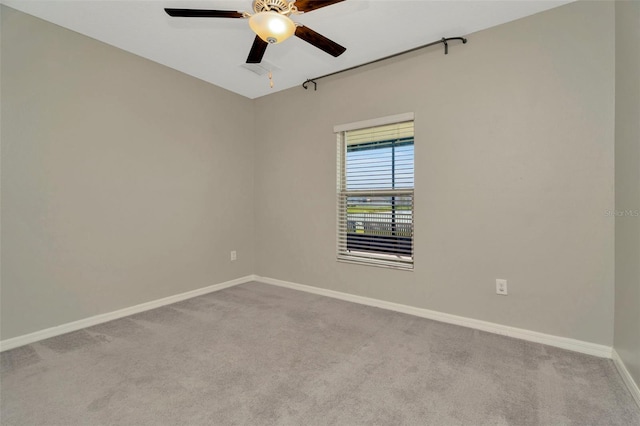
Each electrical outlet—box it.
[230,251,237,261]
[496,279,508,295]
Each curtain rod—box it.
[302,36,467,91]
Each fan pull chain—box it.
[268,71,274,88]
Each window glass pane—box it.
[346,141,414,190]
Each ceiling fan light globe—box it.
[249,11,295,44]
[268,19,286,34]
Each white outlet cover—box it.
[496,279,508,295]
[496,278,508,296]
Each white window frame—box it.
[335,113,415,270]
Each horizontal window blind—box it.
[337,120,414,270]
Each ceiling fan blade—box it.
[246,36,269,64]
[164,9,244,18]
[295,26,346,57]
[294,0,345,12]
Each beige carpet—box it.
[1,282,639,425]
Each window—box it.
[336,114,414,270]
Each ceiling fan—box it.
[165,0,347,64]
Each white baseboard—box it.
[1,273,614,362]
[255,276,613,359]
[612,349,640,408]
[0,275,257,352]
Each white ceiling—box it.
[1,0,574,99]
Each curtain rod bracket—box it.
[302,36,468,92]
[303,79,317,91]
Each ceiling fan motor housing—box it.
[253,0,297,15]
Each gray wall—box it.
[614,0,640,386]
[0,7,255,340]
[254,0,616,345]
